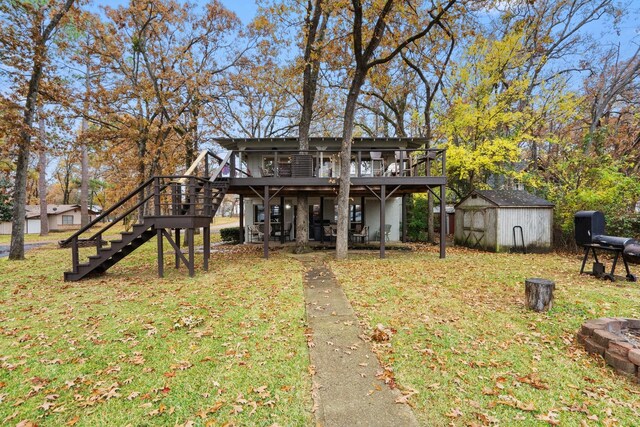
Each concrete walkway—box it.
[297,254,419,427]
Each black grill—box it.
[575,210,637,282]
[574,211,604,246]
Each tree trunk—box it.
[336,70,366,259]
[80,61,90,227]
[38,113,49,236]
[525,278,555,312]
[10,52,45,260]
[295,0,328,253]
[10,0,75,259]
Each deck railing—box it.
[60,150,230,271]
[227,148,445,179]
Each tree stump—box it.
[525,278,555,312]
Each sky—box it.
[219,0,257,23]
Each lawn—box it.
[2,242,640,426]
[330,247,640,426]
[0,242,311,426]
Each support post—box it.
[187,228,195,277]
[440,151,446,259]
[401,194,407,243]
[239,195,244,243]
[154,177,160,216]
[440,183,446,259]
[175,228,181,269]
[380,185,386,259]
[72,237,78,274]
[280,196,285,243]
[361,196,365,232]
[264,185,269,259]
[157,228,164,278]
[203,226,210,271]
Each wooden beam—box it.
[264,185,269,259]
[401,194,407,243]
[157,228,164,278]
[440,183,446,259]
[163,229,189,269]
[380,185,386,259]
[239,195,244,243]
[188,228,195,277]
[203,226,210,271]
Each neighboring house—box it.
[214,137,448,257]
[454,190,554,253]
[0,204,100,235]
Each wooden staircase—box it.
[61,151,231,281]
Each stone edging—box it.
[577,318,640,383]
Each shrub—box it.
[220,226,241,243]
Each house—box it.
[0,204,100,235]
[63,138,447,281]
[454,190,554,252]
[213,137,448,258]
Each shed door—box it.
[462,209,486,248]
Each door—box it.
[461,209,486,248]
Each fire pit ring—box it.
[577,318,640,382]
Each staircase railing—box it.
[62,149,232,273]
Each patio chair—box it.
[247,224,261,242]
[323,225,337,243]
[273,222,293,241]
[257,224,270,241]
[259,167,273,177]
[384,224,392,241]
[351,225,369,244]
[374,224,392,241]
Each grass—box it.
[330,246,640,426]
[0,242,311,426]
[3,241,640,426]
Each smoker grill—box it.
[575,211,638,282]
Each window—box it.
[254,205,281,223]
[333,204,361,227]
[62,215,74,225]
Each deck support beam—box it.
[174,229,180,269]
[188,228,195,277]
[380,185,386,259]
[264,185,269,259]
[439,183,446,259]
[401,194,407,243]
[157,228,164,277]
[239,195,244,243]
[280,196,285,243]
[203,225,210,271]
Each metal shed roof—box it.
[457,190,554,208]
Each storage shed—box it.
[454,190,554,252]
